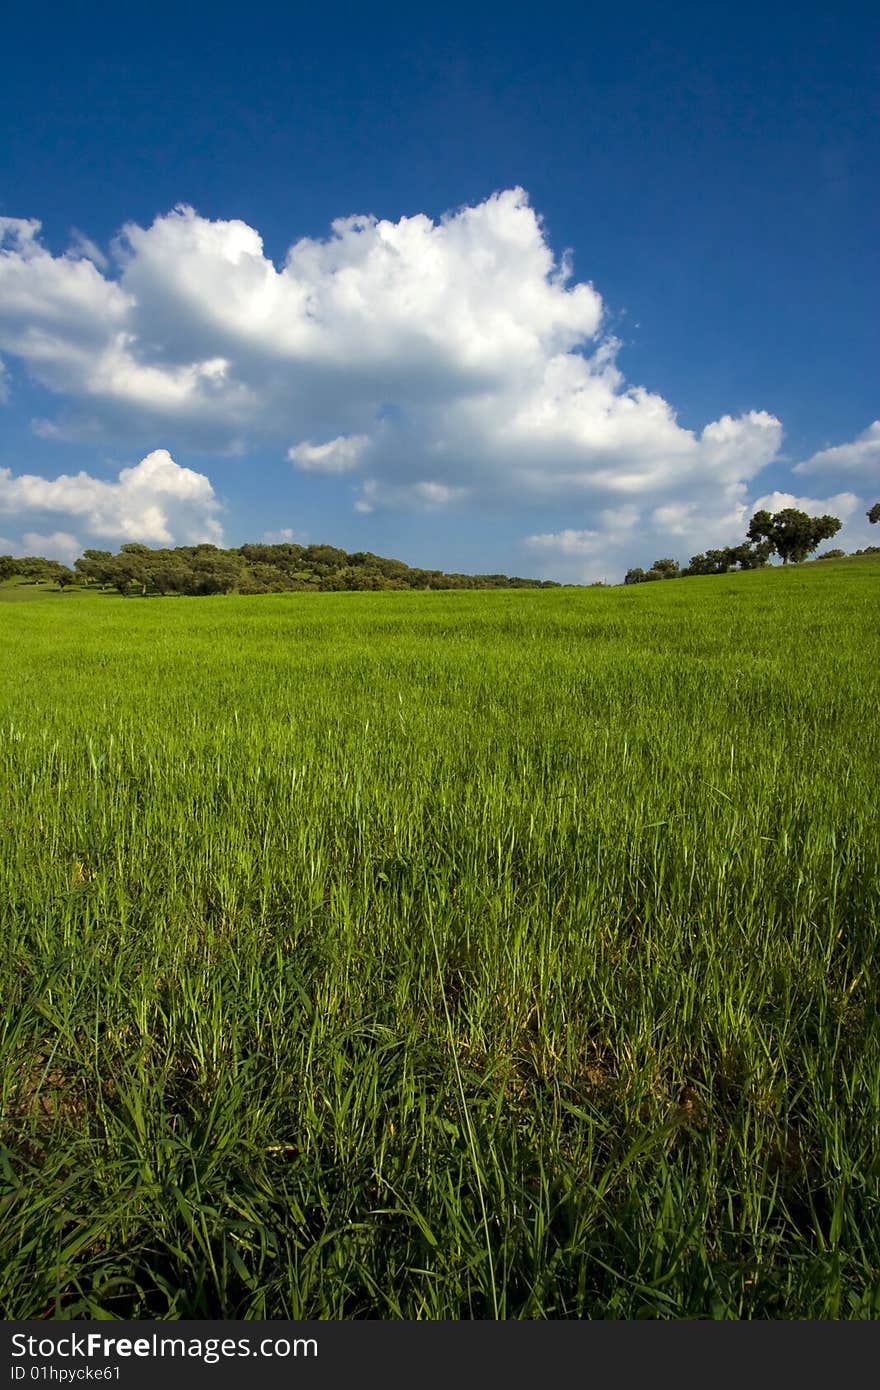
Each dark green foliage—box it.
[672,515,840,581]
[650,558,680,578]
[8,556,80,587]
[747,508,842,565]
[685,543,771,576]
[624,567,667,584]
[868,503,880,525]
[746,509,773,545]
[74,550,115,587]
[685,553,720,577]
[625,561,680,583]
[9,543,554,597]
[817,550,846,560]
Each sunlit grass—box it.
[1,557,878,1318]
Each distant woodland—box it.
[2,502,877,596]
[0,543,562,595]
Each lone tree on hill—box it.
[747,507,841,565]
[868,502,880,525]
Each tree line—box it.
[2,503,877,596]
[624,504,880,585]
[0,542,562,596]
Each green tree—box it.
[148,553,192,595]
[733,540,772,569]
[650,558,680,579]
[685,550,729,576]
[684,541,772,577]
[868,503,880,525]
[747,508,841,564]
[15,556,57,583]
[66,539,555,597]
[116,544,154,596]
[75,550,115,587]
[189,552,243,595]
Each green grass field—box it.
[1,558,878,1319]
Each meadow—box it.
[1,557,878,1319]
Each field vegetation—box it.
[1,555,878,1318]
[0,542,560,596]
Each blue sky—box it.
[1,0,877,580]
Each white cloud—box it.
[20,530,82,564]
[30,418,63,438]
[750,488,860,519]
[288,434,368,473]
[262,527,308,544]
[14,193,875,577]
[0,193,784,534]
[525,505,651,581]
[0,449,223,547]
[69,230,109,271]
[0,217,130,353]
[527,528,601,557]
[353,477,468,513]
[793,421,880,483]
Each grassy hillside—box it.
[1,557,878,1317]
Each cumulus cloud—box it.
[20,530,82,564]
[0,193,606,453]
[0,449,223,548]
[793,421,880,483]
[0,193,784,529]
[749,488,861,519]
[23,191,880,576]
